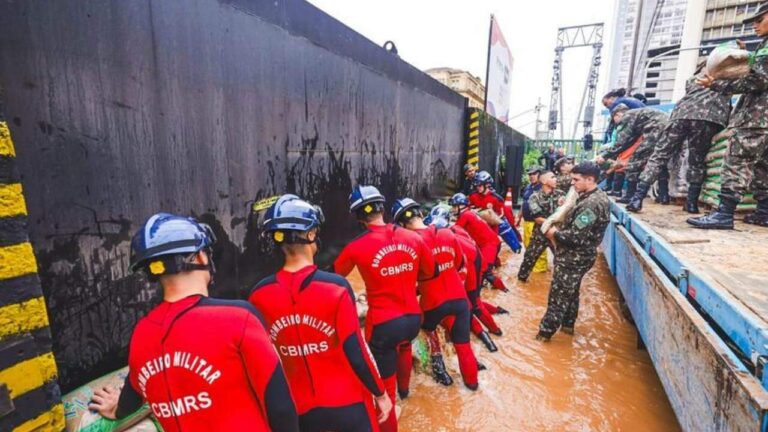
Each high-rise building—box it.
[425,67,486,109]
[607,0,689,104]
[702,0,763,43]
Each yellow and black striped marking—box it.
[466,110,480,166]
[0,120,64,431]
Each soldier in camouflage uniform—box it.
[538,162,610,341]
[599,106,669,204]
[554,156,575,193]
[517,171,565,281]
[689,4,768,229]
[626,65,731,213]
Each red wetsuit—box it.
[450,226,502,335]
[413,226,466,310]
[334,223,436,432]
[469,190,519,236]
[249,266,384,431]
[454,209,500,272]
[412,225,478,387]
[125,295,298,432]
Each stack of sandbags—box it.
[63,367,159,432]
[701,134,756,211]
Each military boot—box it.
[617,181,637,204]
[655,167,671,204]
[431,354,454,386]
[655,179,670,205]
[478,331,498,352]
[685,183,702,214]
[687,196,737,230]
[609,173,625,197]
[744,199,768,227]
[627,181,651,213]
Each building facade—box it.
[607,0,689,104]
[425,67,486,109]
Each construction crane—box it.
[547,23,604,143]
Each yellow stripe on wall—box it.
[468,147,479,155]
[469,121,479,129]
[469,138,479,146]
[0,121,16,157]
[468,156,479,165]
[469,130,479,138]
[0,183,28,218]
[13,404,65,432]
[0,352,58,398]
[0,297,50,341]
[470,112,479,120]
[0,242,38,281]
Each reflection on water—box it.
[348,249,680,432]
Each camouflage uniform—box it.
[710,37,768,205]
[539,188,610,336]
[639,76,730,185]
[556,174,571,193]
[602,108,669,182]
[517,188,565,280]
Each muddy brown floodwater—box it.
[347,248,681,432]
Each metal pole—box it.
[627,0,645,90]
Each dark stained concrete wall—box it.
[0,0,465,391]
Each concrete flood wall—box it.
[0,0,466,394]
[464,108,527,196]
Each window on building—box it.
[647,71,660,78]
[646,82,658,88]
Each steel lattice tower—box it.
[547,23,604,141]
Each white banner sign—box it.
[484,16,513,123]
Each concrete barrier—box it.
[0,0,465,391]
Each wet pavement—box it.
[349,248,681,431]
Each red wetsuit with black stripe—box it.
[454,209,500,272]
[334,223,436,432]
[412,226,466,311]
[469,190,518,232]
[333,224,435,331]
[451,226,502,335]
[412,225,478,387]
[248,266,384,431]
[125,295,298,432]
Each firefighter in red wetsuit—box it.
[391,198,479,390]
[468,170,522,253]
[88,213,298,432]
[334,185,436,432]
[249,195,392,432]
[425,206,503,351]
[449,193,509,292]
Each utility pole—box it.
[534,97,544,139]
[627,0,645,91]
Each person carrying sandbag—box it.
[596,104,669,204]
[689,2,768,229]
[626,61,731,214]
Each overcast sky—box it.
[308,0,616,138]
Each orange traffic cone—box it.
[504,188,513,210]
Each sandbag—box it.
[64,367,157,432]
[541,187,578,234]
[476,209,502,227]
[706,42,751,79]
[706,149,727,162]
